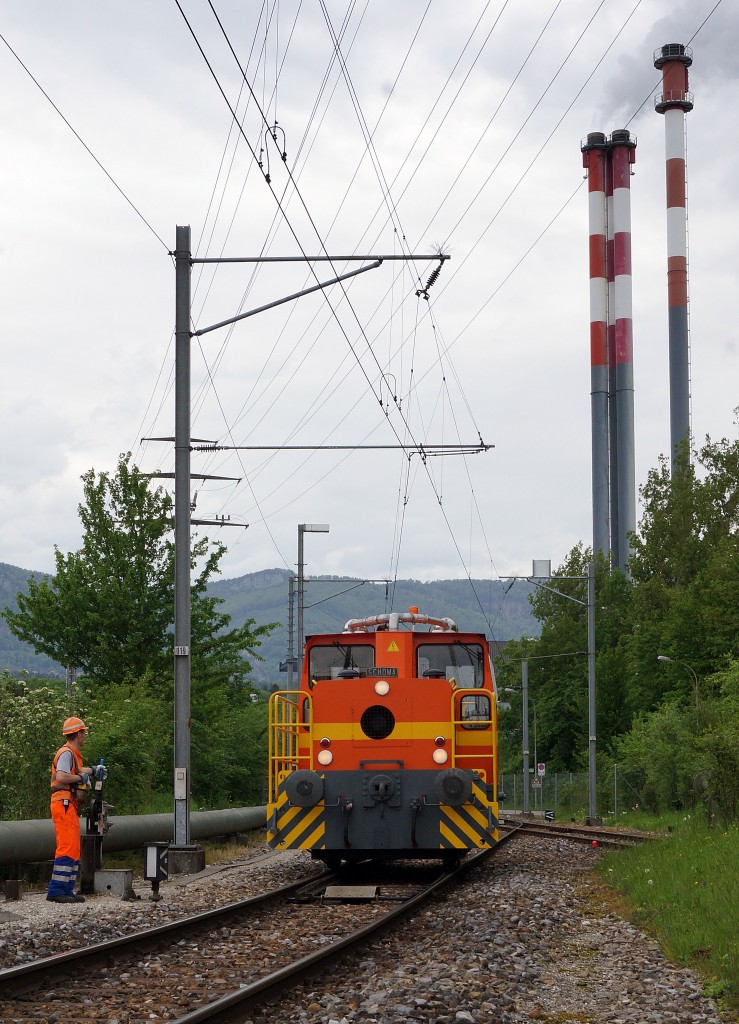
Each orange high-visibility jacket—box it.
[50,743,84,805]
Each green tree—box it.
[627,435,739,708]
[2,454,275,690]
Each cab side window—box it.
[460,693,491,730]
[308,643,375,680]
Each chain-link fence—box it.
[498,767,643,822]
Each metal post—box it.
[287,575,295,690]
[297,527,305,682]
[296,524,329,681]
[587,560,598,822]
[65,667,76,703]
[533,703,538,811]
[522,660,529,815]
[174,225,192,848]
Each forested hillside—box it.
[0,563,61,676]
[209,570,538,682]
[0,561,538,683]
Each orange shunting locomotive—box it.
[267,607,500,867]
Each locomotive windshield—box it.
[308,642,375,680]
[416,641,485,687]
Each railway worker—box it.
[47,716,93,904]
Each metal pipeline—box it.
[0,806,266,866]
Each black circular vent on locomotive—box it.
[360,704,396,740]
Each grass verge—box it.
[596,818,738,1013]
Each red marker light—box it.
[592,840,598,849]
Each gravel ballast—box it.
[0,837,733,1023]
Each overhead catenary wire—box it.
[173,0,491,600]
[126,4,712,598]
[5,4,724,614]
[166,0,597,618]
[177,0,513,524]
[0,32,169,252]
[174,0,439,464]
[165,0,634,598]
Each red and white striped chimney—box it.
[654,43,693,469]
[581,129,637,571]
[609,129,637,569]
[581,132,610,559]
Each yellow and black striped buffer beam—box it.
[268,788,326,850]
[439,779,499,850]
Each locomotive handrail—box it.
[450,687,496,771]
[268,691,313,803]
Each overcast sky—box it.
[1,0,736,608]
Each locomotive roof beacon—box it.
[267,607,500,869]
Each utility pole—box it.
[173,225,192,857]
[163,231,457,865]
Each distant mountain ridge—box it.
[0,562,538,682]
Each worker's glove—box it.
[93,765,108,781]
[79,773,91,787]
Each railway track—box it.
[500,817,649,848]
[0,836,515,1024]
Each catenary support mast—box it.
[173,225,192,849]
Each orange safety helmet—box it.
[62,716,88,735]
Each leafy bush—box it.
[612,660,739,822]
[0,678,70,819]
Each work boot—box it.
[71,893,86,903]
[46,894,76,903]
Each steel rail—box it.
[171,833,519,1024]
[501,820,648,848]
[0,869,331,995]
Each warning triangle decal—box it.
[387,641,400,652]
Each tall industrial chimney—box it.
[581,131,637,571]
[609,129,637,568]
[582,132,610,559]
[654,43,693,470]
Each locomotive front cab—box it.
[267,610,500,864]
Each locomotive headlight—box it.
[374,680,391,696]
[432,748,449,764]
[317,749,333,766]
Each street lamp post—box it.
[297,524,329,680]
[657,655,699,706]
